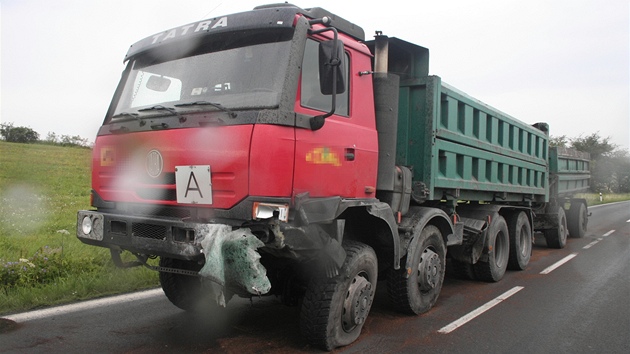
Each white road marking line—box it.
[583,240,599,249]
[602,230,615,237]
[438,286,524,334]
[540,253,578,274]
[626,219,630,223]
[2,288,163,323]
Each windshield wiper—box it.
[138,105,186,123]
[111,112,146,126]
[175,101,237,118]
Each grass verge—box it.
[0,141,158,315]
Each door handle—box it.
[345,148,355,161]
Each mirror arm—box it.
[307,26,340,131]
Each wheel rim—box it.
[560,215,567,243]
[417,248,441,292]
[519,227,530,257]
[580,206,588,231]
[342,273,373,332]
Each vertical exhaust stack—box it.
[374,33,409,215]
[374,32,389,74]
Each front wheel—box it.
[388,225,446,315]
[159,257,204,311]
[300,240,378,351]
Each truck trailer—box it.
[77,4,590,350]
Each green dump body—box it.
[548,147,590,198]
[388,36,550,204]
[396,77,549,203]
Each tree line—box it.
[0,122,90,148]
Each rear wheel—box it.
[567,202,588,238]
[388,225,446,315]
[300,240,378,351]
[544,207,568,249]
[474,215,509,282]
[507,211,532,270]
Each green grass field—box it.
[0,141,158,315]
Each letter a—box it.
[184,171,204,198]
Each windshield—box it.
[111,40,292,120]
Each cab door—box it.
[293,38,378,199]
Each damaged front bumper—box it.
[77,210,204,260]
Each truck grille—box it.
[132,223,167,240]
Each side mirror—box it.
[319,40,346,95]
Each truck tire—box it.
[387,225,446,315]
[474,215,509,282]
[300,240,378,351]
[567,202,588,238]
[506,211,532,270]
[159,257,205,311]
[544,207,568,249]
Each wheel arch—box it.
[401,207,454,272]
[340,202,401,271]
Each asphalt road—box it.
[1,201,628,353]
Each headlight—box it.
[77,212,103,241]
[253,202,289,222]
[81,216,93,235]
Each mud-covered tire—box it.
[159,257,205,311]
[300,240,378,351]
[567,202,588,238]
[545,207,568,249]
[507,211,532,270]
[387,225,446,315]
[474,215,510,282]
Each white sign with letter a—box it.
[175,165,212,204]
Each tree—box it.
[0,122,39,143]
[570,132,616,161]
[549,135,569,147]
[569,132,630,193]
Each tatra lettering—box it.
[151,33,164,44]
[180,24,195,35]
[195,20,212,32]
[147,17,229,46]
[163,29,177,41]
[211,17,228,29]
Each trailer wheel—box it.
[474,215,509,282]
[300,240,377,351]
[567,202,588,238]
[159,257,205,311]
[507,211,532,270]
[387,225,446,315]
[544,207,568,249]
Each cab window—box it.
[300,39,349,116]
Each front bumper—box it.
[77,210,204,260]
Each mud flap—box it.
[197,224,271,306]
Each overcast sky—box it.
[1,0,628,149]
